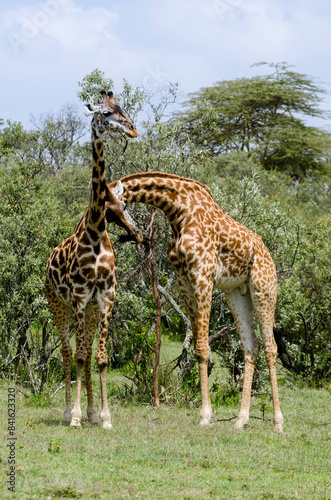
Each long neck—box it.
[86,124,107,237]
[115,173,214,227]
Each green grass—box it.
[1,347,330,499]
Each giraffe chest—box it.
[167,231,218,280]
[68,248,116,302]
[47,240,116,307]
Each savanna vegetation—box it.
[0,371,330,499]
[1,62,330,394]
[1,61,330,498]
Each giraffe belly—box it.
[212,244,254,292]
[214,275,248,291]
[213,262,249,291]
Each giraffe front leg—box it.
[196,311,213,424]
[197,353,212,425]
[60,322,73,424]
[71,303,87,428]
[59,330,73,423]
[84,307,100,425]
[96,298,114,429]
[179,278,213,426]
[62,343,73,423]
[70,364,83,427]
[99,365,111,429]
[195,315,213,426]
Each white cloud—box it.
[43,4,118,51]
[3,1,119,61]
[2,0,331,84]
[1,0,330,127]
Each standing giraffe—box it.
[107,172,284,432]
[46,90,142,428]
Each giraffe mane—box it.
[116,171,212,196]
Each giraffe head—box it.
[84,90,138,138]
[106,181,143,243]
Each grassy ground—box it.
[1,342,330,499]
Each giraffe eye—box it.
[104,111,113,117]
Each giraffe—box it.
[46,90,142,428]
[107,172,284,432]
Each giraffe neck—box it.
[86,124,107,238]
[113,172,215,227]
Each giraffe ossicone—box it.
[46,90,141,429]
[108,172,284,432]
[112,180,124,199]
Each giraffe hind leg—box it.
[249,264,284,432]
[45,279,72,423]
[225,287,260,429]
[258,320,283,432]
[250,293,284,432]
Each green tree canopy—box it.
[177,62,331,178]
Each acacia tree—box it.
[177,62,331,177]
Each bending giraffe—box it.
[46,91,142,428]
[107,172,284,432]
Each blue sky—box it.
[1,0,331,129]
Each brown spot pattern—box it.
[106,172,284,431]
[46,103,141,429]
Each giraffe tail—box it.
[273,326,297,372]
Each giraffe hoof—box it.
[199,410,212,426]
[70,418,81,428]
[87,409,99,425]
[234,417,248,430]
[64,411,72,424]
[102,421,112,430]
[273,423,283,433]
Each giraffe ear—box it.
[112,181,124,199]
[84,103,95,114]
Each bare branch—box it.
[209,326,237,345]
[50,381,76,398]
[157,284,191,330]
[22,347,37,394]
